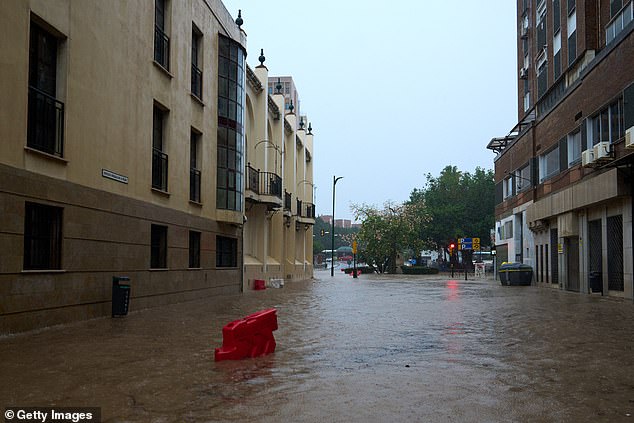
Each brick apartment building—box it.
[489,0,634,297]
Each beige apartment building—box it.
[0,0,315,334]
[243,68,315,287]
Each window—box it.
[190,129,201,203]
[536,1,547,49]
[217,35,245,211]
[553,31,562,80]
[568,10,577,65]
[567,130,582,165]
[216,236,237,267]
[154,0,170,70]
[152,105,168,191]
[537,61,548,99]
[150,224,167,268]
[503,176,514,199]
[189,231,201,268]
[611,0,623,18]
[191,26,202,99]
[24,202,63,270]
[588,97,625,145]
[553,0,561,32]
[28,21,64,157]
[540,146,560,181]
[516,165,531,192]
[606,2,632,44]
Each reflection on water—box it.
[2,272,634,422]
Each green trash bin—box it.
[500,263,533,286]
[112,276,131,317]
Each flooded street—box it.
[2,271,634,422]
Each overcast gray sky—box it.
[221,0,518,221]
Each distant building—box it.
[488,0,634,296]
[319,215,354,229]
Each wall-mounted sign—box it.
[558,243,563,254]
[102,169,128,184]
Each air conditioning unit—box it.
[521,25,528,38]
[581,148,595,167]
[625,126,634,149]
[520,67,528,79]
[594,141,612,162]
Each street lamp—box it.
[331,175,343,277]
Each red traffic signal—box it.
[449,243,456,251]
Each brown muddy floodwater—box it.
[2,270,634,422]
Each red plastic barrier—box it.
[253,279,266,290]
[214,308,278,361]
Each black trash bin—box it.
[499,263,533,286]
[589,271,602,294]
[112,276,131,317]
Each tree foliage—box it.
[352,201,430,273]
[408,165,494,251]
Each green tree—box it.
[409,165,494,255]
[352,201,430,273]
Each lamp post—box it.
[331,175,343,277]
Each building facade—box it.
[0,0,315,334]
[489,0,634,297]
[243,66,315,287]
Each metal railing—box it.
[154,26,170,70]
[152,148,168,191]
[191,64,202,99]
[261,172,282,198]
[27,86,64,157]
[246,164,282,200]
[303,202,315,219]
[190,167,201,202]
[246,164,260,193]
[284,191,292,211]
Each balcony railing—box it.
[154,26,170,70]
[191,64,203,99]
[284,191,292,211]
[246,164,259,193]
[27,86,64,157]
[606,1,633,45]
[294,199,316,219]
[303,202,316,219]
[190,167,201,202]
[152,148,168,191]
[261,172,282,197]
[245,164,282,200]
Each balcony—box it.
[296,199,315,227]
[154,26,170,70]
[152,148,168,191]
[245,163,282,208]
[27,86,64,157]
